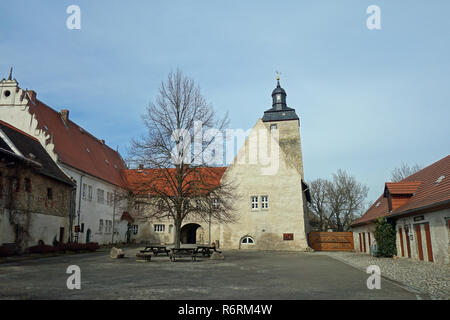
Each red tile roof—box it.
[124,167,227,196]
[26,98,128,188]
[352,155,450,226]
[384,181,422,195]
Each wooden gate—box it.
[308,232,354,251]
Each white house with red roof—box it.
[0,72,130,245]
[351,155,450,264]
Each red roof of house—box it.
[352,155,450,226]
[385,181,422,195]
[26,98,128,188]
[124,167,227,196]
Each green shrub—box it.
[374,217,397,257]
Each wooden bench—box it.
[169,248,197,262]
[140,245,170,256]
[195,245,222,257]
[136,252,152,262]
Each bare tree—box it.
[391,162,423,182]
[129,70,236,248]
[308,178,332,231]
[308,170,368,231]
[327,170,368,231]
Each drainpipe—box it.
[68,185,76,243]
[111,189,117,244]
[208,211,212,245]
[76,174,84,243]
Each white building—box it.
[351,155,450,264]
[125,78,311,250]
[0,72,129,244]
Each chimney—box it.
[60,109,69,123]
[138,164,144,171]
[27,90,37,103]
[100,139,105,144]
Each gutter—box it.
[386,199,450,219]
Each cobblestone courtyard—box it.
[0,247,436,300]
[318,251,449,300]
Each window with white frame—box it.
[251,196,258,209]
[154,224,165,233]
[241,236,255,244]
[270,124,277,131]
[88,185,93,200]
[261,195,269,209]
[97,189,104,203]
[82,183,87,199]
[132,224,138,235]
[98,219,104,233]
[212,198,219,210]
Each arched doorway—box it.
[180,223,203,244]
[86,229,91,243]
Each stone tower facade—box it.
[214,78,309,250]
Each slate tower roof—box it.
[262,77,300,122]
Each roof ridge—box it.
[0,120,40,142]
[30,98,122,157]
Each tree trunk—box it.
[173,218,182,249]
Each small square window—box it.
[261,195,269,209]
[251,196,258,209]
[270,124,277,131]
[154,224,165,233]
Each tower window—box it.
[270,124,277,131]
[251,196,258,209]
[261,195,269,209]
[276,94,281,102]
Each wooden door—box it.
[415,224,424,261]
[424,223,434,262]
[362,232,366,252]
[359,233,362,252]
[405,226,411,258]
[399,227,405,257]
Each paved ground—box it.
[318,251,450,300]
[0,248,427,300]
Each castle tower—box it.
[262,76,305,179]
[217,76,309,250]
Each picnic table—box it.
[195,245,222,257]
[169,248,197,262]
[140,245,170,256]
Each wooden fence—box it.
[308,232,354,251]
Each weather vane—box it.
[275,70,281,81]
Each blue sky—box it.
[1,0,449,204]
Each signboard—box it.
[283,233,294,241]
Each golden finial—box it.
[276,70,280,81]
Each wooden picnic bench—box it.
[195,245,222,257]
[169,248,197,262]
[140,245,170,256]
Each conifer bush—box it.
[374,217,397,257]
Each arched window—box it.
[241,236,255,245]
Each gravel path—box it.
[318,251,449,300]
